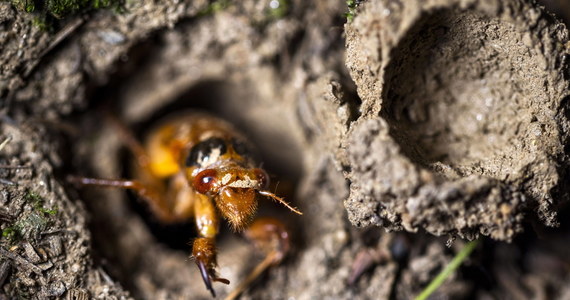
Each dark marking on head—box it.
[231,138,252,157]
[186,137,227,167]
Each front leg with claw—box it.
[192,193,229,297]
[192,237,230,297]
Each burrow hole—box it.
[381,9,553,180]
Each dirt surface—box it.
[1,0,570,299]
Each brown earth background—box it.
[1,0,570,299]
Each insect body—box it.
[69,112,301,297]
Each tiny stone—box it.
[97,30,126,45]
[48,280,66,296]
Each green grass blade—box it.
[415,239,479,300]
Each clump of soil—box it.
[344,0,570,241]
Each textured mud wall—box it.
[344,0,570,241]
[0,120,127,299]
[0,0,569,299]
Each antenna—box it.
[258,191,303,215]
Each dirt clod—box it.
[344,0,570,241]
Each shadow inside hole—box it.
[121,79,305,251]
[133,79,303,182]
[74,26,306,298]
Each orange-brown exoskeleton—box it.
[68,112,302,298]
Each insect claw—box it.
[196,259,216,297]
[213,277,230,285]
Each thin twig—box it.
[5,17,86,111]
[0,137,11,152]
[23,17,86,78]
[0,247,43,275]
[0,179,16,186]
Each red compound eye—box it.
[253,168,270,190]
[193,169,218,194]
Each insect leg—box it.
[192,193,229,297]
[66,176,178,223]
[225,217,291,300]
[104,112,150,169]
